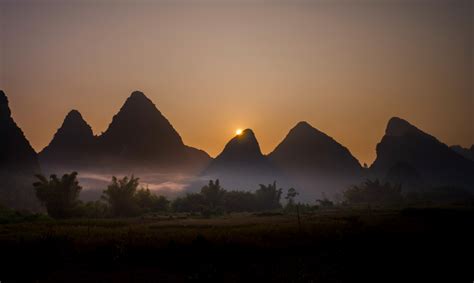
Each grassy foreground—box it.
[1,208,473,282]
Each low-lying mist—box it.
[76,171,207,201]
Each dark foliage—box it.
[33,172,82,218]
[135,187,170,213]
[172,180,285,214]
[255,181,283,211]
[102,176,141,217]
[343,179,403,207]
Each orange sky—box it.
[1,0,472,165]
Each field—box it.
[1,208,473,282]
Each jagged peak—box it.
[64,109,84,122]
[113,90,162,119]
[129,90,148,100]
[218,128,263,159]
[61,109,91,129]
[239,128,256,138]
[124,90,153,106]
[285,121,336,143]
[294,121,312,129]
[385,117,424,137]
[291,121,324,135]
[232,128,260,145]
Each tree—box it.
[285,188,299,206]
[102,176,140,217]
[33,172,82,218]
[200,179,226,210]
[255,181,283,211]
[135,187,170,213]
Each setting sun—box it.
[235,129,243,135]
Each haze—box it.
[1,0,472,165]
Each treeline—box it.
[172,180,285,215]
[343,179,474,208]
[28,172,474,219]
[33,173,170,218]
[31,172,299,219]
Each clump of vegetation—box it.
[33,172,83,218]
[101,176,171,217]
[285,187,298,206]
[31,172,171,219]
[0,203,50,223]
[101,175,141,217]
[343,179,403,207]
[255,182,283,211]
[172,180,285,215]
[135,187,170,213]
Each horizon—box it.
[1,0,472,165]
[2,88,472,165]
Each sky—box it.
[0,0,472,165]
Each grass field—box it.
[1,208,473,282]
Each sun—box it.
[235,129,243,135]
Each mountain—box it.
[371,117,474,189]
[269,121,363,200]
[0,90,40,209]
[40,110,96,170]
[39,91,210,175]
[269,121,362,175]
[202,129,281,190]
[95,91,211,171]
[450,145,474,161]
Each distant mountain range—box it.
[40,91,211,173]
[0,89,473,207]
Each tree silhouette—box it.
[255,181,283,211]
[33,172,82,218]
[135,187,170,213]
[285,187,299,206]
[102,176,140,217]
[200,179,226,210]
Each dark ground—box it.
[0,208,473,282]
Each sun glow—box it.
[235,129,243,135]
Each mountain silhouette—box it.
[202,129,280,190]
[0,90,40,209]
[39,91,210,173]
[371,117,474,189]
[212,129,266,165]
[269,121,363,199]
[40,110,96,170]
[96,91,210,171]
[450,145,474,161]
[269,121,362,174]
